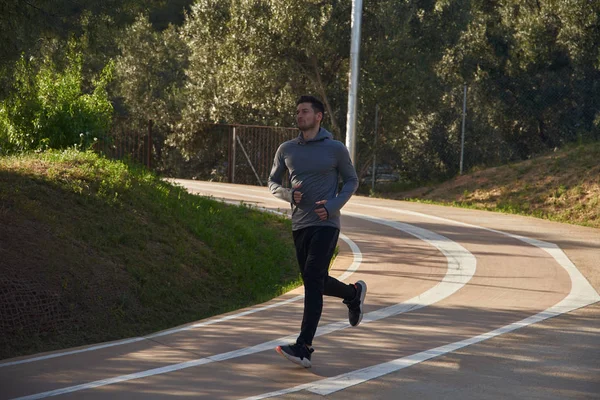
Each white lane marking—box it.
[0,215,361,370]
[11,358,213,400]
[0,337,150,369]
[12,213,476,399]
[224,190,598,304]
[352,203,600,302]
[246,203,600,399]
[309,291,598,396]
[336,233,362,282]
[246,259,600,400]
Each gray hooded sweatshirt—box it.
[268,127,358,231]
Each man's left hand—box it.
[315,200,328,220]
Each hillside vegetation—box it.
[0,150,299,360]
[379,142,600,229]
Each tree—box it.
[180,0,354,136]
[435,0,600,169]
[0,0,155,98]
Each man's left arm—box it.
[322,144,358,217]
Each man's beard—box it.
[298,120,317,131]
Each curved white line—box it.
[230,193,598,306]
[336,233,363,282]
[245,203,600,399]
[354,203,600,303]
[11,213,476,400]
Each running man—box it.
[268,95,366,368]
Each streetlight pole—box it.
[345,0,363,165]
[460,83,467,175]
[371,104,379,192]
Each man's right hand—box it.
[293,184,303,204]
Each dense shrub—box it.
[0,42,113,154]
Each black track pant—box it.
[293,226,356,346]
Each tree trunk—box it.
[309,55,342,140]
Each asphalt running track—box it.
[1,180,599,399]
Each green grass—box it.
[372,141,600,229]
[0,149,300,360]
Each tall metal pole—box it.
[147,119,153,169]
[371,104,379,192]
[460,83,467,175]
[231,127,236,183]
[345,0,363,165]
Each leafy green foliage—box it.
[435,0,600,169]
[114,16,188,125]
[111,14,190,170]
[0,42,113,153]
[0,0,153,99]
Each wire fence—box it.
[96,121,298,187]
[95,118,153,169]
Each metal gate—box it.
[96,121,298,187]
[229,125,297,186]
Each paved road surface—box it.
[1,181,599,399]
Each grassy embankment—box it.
[0,150,299,360]
[375,142,600,229]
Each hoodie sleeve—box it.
[324,143,358,216]
[268,144,293,203]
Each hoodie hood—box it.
[297,127,333,144]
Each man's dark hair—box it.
[296,95,325,116]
